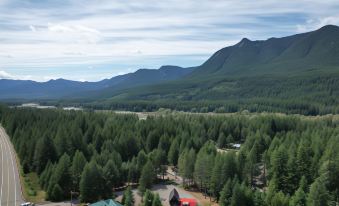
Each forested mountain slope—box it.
[191,25,339,77]
[97,25,339,115]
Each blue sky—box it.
[1,0,339,82]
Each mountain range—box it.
[1,25,339,114]
[0,65,193,99]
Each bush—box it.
[28,188,37,196]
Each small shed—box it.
[169,188,180,206]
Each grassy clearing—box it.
[13,147,46,203]
[21,171,46,203]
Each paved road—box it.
[0,125,24,206]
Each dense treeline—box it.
[33,73,339,116]
[83,97,338,116]
[0,105,338,205]
[79,74,339,116]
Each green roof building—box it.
[90,199,123,206]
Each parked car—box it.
[20,202,35,206]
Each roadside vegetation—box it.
[0,105,338,206]
[21,172,46,202]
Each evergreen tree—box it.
[142,190,154,206]
[80,161,105,203]
[253,190,266,206]
[217,133,227,148]
[289,176,308,206]
[168,139,179,166]
[210,154,224,200]
[103,159,120,196]
[296,141,312,183]
[139,160,155,194]
[54,126,69,157]
[194,143,215,195]
[178,149,196,186]
[122,187,134,206]
[270,146,289,193]
[271,191,289,206]
[289,189,307,206]
[137,150,148,175]
[47,153,72,199]
[33,136,57,174]
[307,178,333,206]
[71,150,87,190]
[49,184,63,202]
[219,179,232,206]
[230,182,252,206]
[152,193,162,206]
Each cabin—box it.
[169,189,197,206]
[169,188,180,206]
[180,198,197,206]
[230,143,241,149]
[90,199,123,206]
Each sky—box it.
[1,0,339,82]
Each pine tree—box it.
[307,178,333,206]
[138,160,155,194]
[47,153,72,199]
[271,191,289,206]
[289,189,306,206]
[296,141,312,183]
[230,182,252,206]
[49,184,63,201]
[270,146,289,193]
[33,135,57,174]
[142,190,154,206]
[152,193,162,206]
[137,150,148,174]
[103,159,119,196]
[253,190,266,206]
[217,133,227,148]
[194,144,214,196]
[178,149,196,186]
[54,126,69,157]
[71,150,87,190]
[219,179,232,206]
[80,161,105,203]
[122,187,134,206]
[289,176,308,206]
[168,139,179,166]
[210,154,224,200]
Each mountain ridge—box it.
[0,66,194,99]
[0,25,339,115]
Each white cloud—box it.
[0,70,14,79]
[29,25,37,32]
[297,15,339,32]
[0,70,36,81]
[0,0,339,81]
[46,23,101,43]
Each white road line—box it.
[2,128,17,206]
[0,131,4,204]
[7,132,11,206]
[5,131,10,206]
[3,128,18,206]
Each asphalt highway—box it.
[0,125,24,206]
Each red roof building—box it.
[179,198,197,206]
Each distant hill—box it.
[0,65,194,99]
